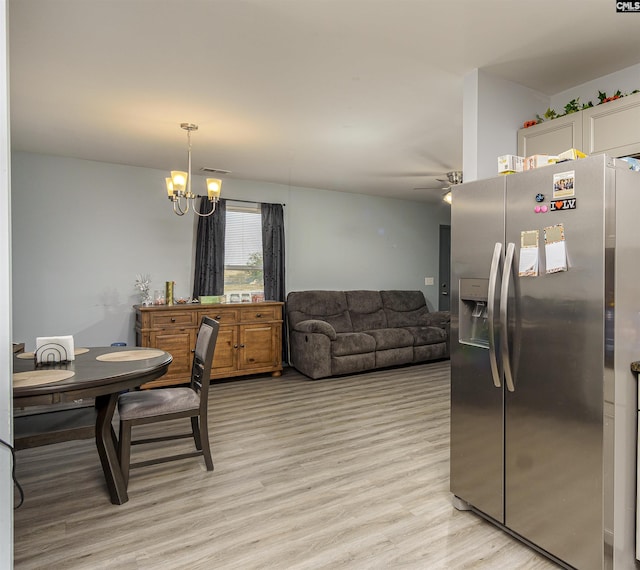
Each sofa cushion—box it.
[346,290,387,332]
[331,353,376,376]
[405,326,447,346]
[364,328,414,350]
[381,290,432,328]
[375,347,414,368]
[414,342,448,362]
[331,332,376,356]
[287,290,353,333]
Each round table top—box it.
[13,346,173,403]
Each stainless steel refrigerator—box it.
[450,154,640,570]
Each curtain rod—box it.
[195,196,286,206]
[224,197,286,207]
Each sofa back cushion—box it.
[345,290,387,332]
[286,290,353,333]
[381,290,431,327]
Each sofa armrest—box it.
[420,311,451,327]
[293,319,337,340]
[289,330,333,379]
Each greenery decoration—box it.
[523,89,639,128]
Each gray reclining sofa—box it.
[286,290,450,379]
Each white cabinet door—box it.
[583,91,640,158]
[517,113,583,157]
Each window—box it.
[224,202,264,302]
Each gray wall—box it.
[11,151,451,351]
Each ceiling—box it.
[8,1,640,203]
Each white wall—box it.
[551,62,640,112]
[463,69,548,181]
[0,1,12,565]
[11,152,451,351]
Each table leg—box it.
[94,393,128,505]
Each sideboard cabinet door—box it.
[239,322,281,372]
[211,325,238,375]
[149,329,196,381]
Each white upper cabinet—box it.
[518,91,640,159]
[583,92,640,157]
[518,113,583,157]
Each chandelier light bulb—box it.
[170,171,188,193]
[206,178,222,199]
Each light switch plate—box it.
[425,277,434,286]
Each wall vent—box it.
[200,167,231,175]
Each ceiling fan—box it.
[414,170,463,203]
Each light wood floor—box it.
[13,361,559,569]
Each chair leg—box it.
[191,416,202,450]
[198,415,214,471]
[118,419,132,487]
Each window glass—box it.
[224,203,264,302]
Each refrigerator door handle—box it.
[500,242,516,392]
[487,242,502,388]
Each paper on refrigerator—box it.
[544,224,567,274]
[518,230,539,277]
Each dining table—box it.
[13,345,173,505]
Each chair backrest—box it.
[191,317,220,408]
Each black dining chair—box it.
[117,316,219,487]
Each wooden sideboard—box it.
[135,302,283,388]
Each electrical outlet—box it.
[424,277,434,286]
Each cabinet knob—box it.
[240,344,245,348]
[234,344,239,349]
[215,315,222,320]
[170,318,176,323]
[256,313,262,318]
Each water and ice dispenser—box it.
[458,278,490,349]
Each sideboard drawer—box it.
[239,306,281,323]
[150,311,197,329]
[199,308,239,324]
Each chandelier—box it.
[166,123,222,217]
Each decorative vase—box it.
[165,281,175,306]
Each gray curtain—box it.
[261,203,285,302]
[192,198,226,298]
[261,203,287,362]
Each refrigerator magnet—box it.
[549,198,577,211]
[553,171,575,199]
